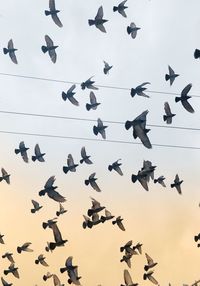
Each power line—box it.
[0,129,200,150]
[0,109,199,132]
[0,72,199,98]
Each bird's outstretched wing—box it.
[48,189,66,202]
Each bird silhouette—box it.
[3,39,18,64]
[45,0,63,27]
[15,141,29,163]
[32,144,45,162]
[88,6,108,33]
[41,35,58,63]
[103,61,113,74]
[163,102,176,124]
[175,83,194,113]
[86,91,100,111]
[131,82,150,98]
[171,174,183,194]
[0,168,10,184]
[113,0,128,18]
[93,118,107,139]
[31,200,43,213]
[81,77,98,90]
[85,173,101,192]
[62,84,79,106]
[80,147,93,164]
[127,22,140,39]
[165,65,179,85]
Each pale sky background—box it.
[0,0,200,285]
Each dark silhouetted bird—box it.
[88,197,105,217]
[63,154,78,174]
[80,147,93,164]
[4,264,19,279]
[67,267,81,285]
[131,82,150,98]
[194,233,200,242]
[163,102,176,124]
[32,144,45,162]
[82,215,93,229]
[48,223,68,250]
[45,0,63,27]
[15,141,29,163]
[108,159,123,176]
[0,168,10,184]
[175,83,194,113]
[2,252,14,263]
[121,269,138,286]
[127,22,140,39]
[120,253,133,268]
[131,170,149,191]
[42,218,57,230]
[17,242,33,254]
[31,200,43,213]
[93,118,107,139]
[3,39,18,64]
[170,174,183,195]
[62,84,79,106]
[143,271,158,285]
[39,176,66,202]
[43,272,53,281]
[35,254,49,266]
[85,173,101,192]
[113,0,128,17]
[194,49,200,59]
[132,242,143,254]
[60,256,77,273]
[101,209,115,223]
[86,91,100,111]
[88,6,108,33]
[120,240,133,253]
[103,61,113,74]
[0,234,5,244]
[112,216,125,231]
[56,203,67,216]
[1,277,12,286]
[165,66,179,86]
[81,77,98,90]
[41,35,58,63]
[144,253,158,271]
[154,176,166,187]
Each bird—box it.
[67,267,81,285]
[144,253,158,271]
[35,254,49,266]
[32,144,45,162]
[171,174,183,195]
[48,223,68,250]
[3,39,18,64]
[31,200,43,213]
[163,102,176,124]
[63,154,79,174]
[112,216,125,231]
[127,22,141,39]
[120,253,133,268]
[165,65,179,86]
[60,256,77,273]
[56,203,67,216]
[143,271,158,284]
[154,176,166,187]
[41,35,58,63]
[101,209,115,223]
[0,168,10,184]
[108,159,123,176]
[43,272,53,281]
[175,83,194,113]
[62,84,79,106]
[82,215,93,229]
[131,170,149,191]
[4,264,19,279]
[130,82,150,98]
[45,0,63,27]
[2,252,14,263]
[194,49,200,59]
[85,173,101,192]
[113,0,128,18]
[42,218,58,229]
[39,176,66,202]
[88,6,108,33]
[142,160,156,181]
[81,76,98,90]
[80,147,93,164]
[103,61,113,74]
[120,240,133,253]
[132,242,143,254]
[1,277,12,286]
[86,91,101,111]
[14,141,29,163]
[17,242,33,254]
[87,197,105,217]
[0,234,5,244]
[121,269,138,286]
[93,118,107,139]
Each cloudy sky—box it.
[0,0,200,285]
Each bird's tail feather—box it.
[39,190,45,196]
[85,179,89,186]
[130,88,136,97]
[125,120,132,130]
[175,97,181,102]
[44,10,51,16]
[41,46,48,53]
[31,209,36,213]
[32,156,36,162]
[163,115,167,121]
[194,49,200,59]
[17,247,21,253]
[62,92,67,101]
[127,26,132,34]
[86,103,91,111]
[14,149,20,154]
[93,126,98,135]
[60,267,67,273]
[165,74,170,81]
[4,270,9,275]
[88,19,95,26]
[108,165,113,172]
[113,6,118,12]
[35,259,39,264]
[49,242,56,250]
[131,174,138,183]
[3,48,8,55]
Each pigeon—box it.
[42,218,57,229]
[43,272,53,281]
[88,6,108,33]
[2,252,14,263]
[163,102,176,124]
[14,141,29,163]
[63,154,79,174]
[103,61,113,74]
[87,197,105,217]
[82,215,93,229]
[144,253,158,271]
[100,209,115,223]
[142,160,156,181]
[108,159,123,176]
[131,82,150,98]
[127,22,140,39]
[154,176,166,187]
[0,234,5,244]
[32,144,45,162]
[60,256,77,273]
[121,269,138,286]
[175,83,194,113]
[41,35,58,63]
[85,173,101,192]
[165,66,179,86]
[143,271,158,285]
[131,170,149,191]
[170,174,183,195]
[80,147,93,164]
[86,91,100,111]
[93,118,107,139]
[31,200,43,213]
[17,242,33,254]
[4,264,19,279]
[132,242,143,254]
[1,277,12,286]
[81,77,98,90]
[120,240,133,253]
[39,176,66,203]
[0,168,10,184]
[194,49,200,59]
[56,203,67,216]
[45,0,63,27]
[3,39,18,64]
[62,84,79,106]
[112,216,126,231]
[120,253,133,268]
[35,254,49,266]
[67,267,81,285]
[91,213,103,227]
[113,0,128,17]
[48,223,68,250]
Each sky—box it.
[0,0,200,285]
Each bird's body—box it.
[108,159,123,176]
[144,253,158,271]
[39,176,66,202]
[56,203,67,216]
[80,147,93,164]
[143,271,158,285]
[86,92,100,111]
[31,199,43,213]
[81,77,98,90]
[171,174,183,194]
[17,242,33,254]
[87,197,105,217]
[113,0,128,18]
[154,176,166,187]
[100,209,115,223]
[0,168,10,184]
[35,254,49,266]
[163,102,176,124]
[4,264,19,279]
[103,61,113,74]
[49,223,68,250]
[85,173,101,192]
[112,216,125,231]
[2,252,14,263]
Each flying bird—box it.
[121,269,138,286]
[113,0,128,18]
[3,39,18,64]
[194,233,200,242]
[42,218,57,230]
[31,200,43,213]
[131,170,149,191]
[170,174,183,195]
[131,82,150,98]
[86,91,100,111]
[112,216,126,231]
[143,271,158,285]
[41,35,58,63]
[165,65,179,86]
[108,159,123,176]
[60,256,77,273]
[163,102,176,124]
[100,209,115,223]
[88,6,108,33]
[81,77,98,90]
[120,253,133,268]
[0,234,5,244]
[175,83,194,113]
[82,215,93,229]
[17,242,33,254]
[32,144,45,162]
[87,197,105,217]
[0,168,10,184]
[80,147,93,164]
[144,253,158,271]
[132,242,143,254]
[67,267,81,285]
[93,118,107,139]
[48,223,68,250]
[85,173,101,192]
[63,154,79,174]
[15,141,29,163]
[103,61,113,74]
[35,254,49,266]
[127,22,140,39]
[154,176,166,187]
[4,264,19,279]
[2,252,14,263]
[194,49,200,59]
[45,0,63,27]
[43,272,53,281]
[62,84,79,106]
[56,203,67,216]
[120,240,133,253]
[39,176,66,203]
